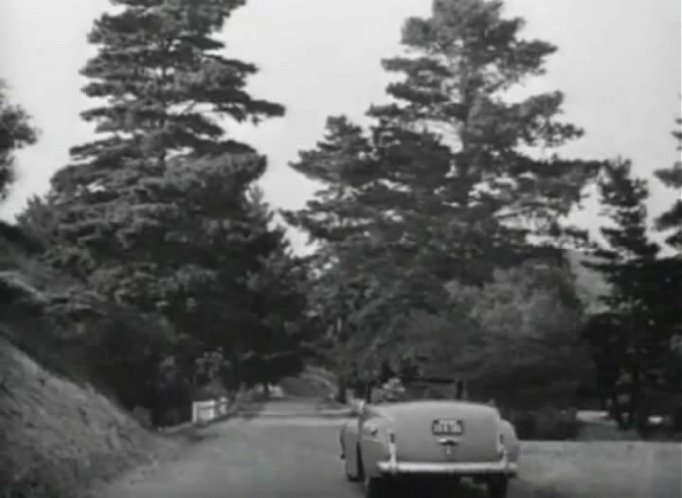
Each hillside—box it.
[0,224,180,497]
[0,335,178,497]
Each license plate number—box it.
[432,419,464,435]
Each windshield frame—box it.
[368,377,458,404]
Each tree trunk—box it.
[630,357,652,436]
[673,404,682,433]
[634,379,652,436]
[610,389,629,430]
[599,395,608,411]
[456,380,465,400]
[336,376,348,404]
[364,383,372,403]
[150,387,164,428]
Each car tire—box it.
[486,475,509,498]
[363,476,388,498]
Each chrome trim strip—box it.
[377,456,517,476]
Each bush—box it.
[0,225,198,429]
[130,407,153,429]
[506,407,582,440]
[1,275,191,428]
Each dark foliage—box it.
[505,407,581,441]
[13,0,306,424]
[582,154,682,433]
[287,0,598,400]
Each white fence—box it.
[191,396,231,425]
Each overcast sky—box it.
[0,0,680,249]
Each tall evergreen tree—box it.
[287,0,599,378]
[21,0,300,391]
[370,0,595,244]
[653,118,682,251]
[37,0,284,280]
[226,188,310,391]
[582,160,670,430]
[68,0,282,168]
[650,119,682,429]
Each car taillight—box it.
[496,431,505,457]
[388,430,397,469]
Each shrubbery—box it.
[0,248,194,428]
[506,407,582,441]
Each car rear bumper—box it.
[377,455,517,477]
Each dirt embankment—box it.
[0,337,179,498]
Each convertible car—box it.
[339,377,520,497]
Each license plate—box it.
[432,419,464,435]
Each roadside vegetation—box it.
[0,0,680,495]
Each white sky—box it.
[0,0,680,250]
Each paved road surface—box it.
[95,399,680,498]
[97,399,518,498]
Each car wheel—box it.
[363,475,388,498]
[486,475,509,498]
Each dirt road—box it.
[93,399,681,498]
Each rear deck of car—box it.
[369,400,501,464]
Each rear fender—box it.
[340,421,361,478]
[358,418,392,479]
[359,436,388,479]
[500,419,520,463]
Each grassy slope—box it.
[0,226,181,497]
[0,327,192,498]
[0,336,179,497]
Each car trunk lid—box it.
[374,401,501,463]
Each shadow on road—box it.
[352,478,500,498]
[373,477,559,498]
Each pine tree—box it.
[287,0,599,378]
[68,0,283,168]
[582,160,663,430]
[368,0,598,250]
[653,118,682,251]
[583,121,682,431]
[21,0,299,393]
[37,0,284,278]
[232,188,309,392]
[650,119,682,429]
